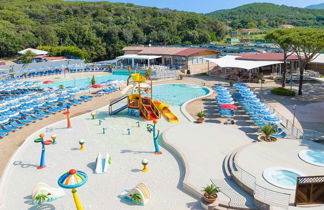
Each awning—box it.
[205,55,283,70]
[18,48,48,55]
[117,54,161,60]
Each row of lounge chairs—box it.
[0,95,94,138]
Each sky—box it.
[82,0,324,13]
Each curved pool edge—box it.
[298,150,324,167]
[180,86,213,122]
[262,167,304,190]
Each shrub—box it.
[271,87,295,96]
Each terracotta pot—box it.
[203,193,217,204]
[196,118,205,123]
[258,135,277,142]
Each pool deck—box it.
[0,106,202,210]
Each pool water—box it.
[263,167,302,190]
[41,74,128,89]
[152,84,210,106]
[298,150,324,167]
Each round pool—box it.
[152,84,210,106]
[263,167,303,190]
[298,150,324,167]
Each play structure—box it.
[58,169,88,210]
[119,183,151,206]
[109,72,179,122]
[32,182,65,205]
[34,133,53,169]
[95,153,112,174]
[153,101,179,123]
[63,105,71,128]
[146,119,162,154]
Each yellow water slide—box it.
[153,101,179,123]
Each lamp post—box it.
[292,104,297,135]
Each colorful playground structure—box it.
[58,169,88,210]
[109,72,179,122]
[34,133,53,169]
[32,182,65,205]
[119,183,151,206]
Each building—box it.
[18,48,48,55]
[205,53,300,82]
[308,54,324,74]
[237,28,261,35]
[279,24,294,29]
[121,46,220,74]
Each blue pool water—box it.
[299,150,324,167]
[263,167,302,189]
[41,74,128,89]
[152,84,210,106]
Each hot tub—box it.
[263,167,304,190]
[298,150,324,167]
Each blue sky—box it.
[82,0,324,13]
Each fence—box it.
[234,163,291,209]
[151,69,180,80]
[267,105,304,139]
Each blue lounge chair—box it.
[272,132,287,138]
[10,121,24,128]
[2,124,19,131]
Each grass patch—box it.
[271,87,296,96]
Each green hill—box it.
[306,3,324,9]
[206,3,324,29]
[0,0,227,61]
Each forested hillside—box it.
[206,3,324,29]
[0,0,227,61]
[306,3,324,9]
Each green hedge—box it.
[271,87,296,96]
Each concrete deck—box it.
[236,139,324,205]
[0,106,202,210]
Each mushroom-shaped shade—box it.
[58,169,88,189]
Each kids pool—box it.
[263,167,303,190]
[152,84,210,106]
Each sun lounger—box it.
[10,121,24,128]
[272,132,287,138]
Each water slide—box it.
[140,98,160,121]
[153,101,179,123]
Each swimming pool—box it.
[41,74,128,89]
[263,167,303,190]
[152,84,210,106]
[298,150,324,167]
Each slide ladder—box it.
[109,96,128,115]
[140,98,161,120]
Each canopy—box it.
[117,54,161,60]
[205,55,283,70]
[18,48,48,55]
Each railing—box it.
[267,105,304,139]
[233,163,291,209]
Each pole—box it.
[72,188,84,210]
[292,104,296,135]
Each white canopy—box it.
[310,54,324,64]
[18,48,48,55]
[117,54,161,60]
[205,55,283,70]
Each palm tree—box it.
[130,193,142,203]
[35,193,48,204]
[261,124,277,141]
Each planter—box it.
[258,135,277,142]
[203,193,217,204]
[196,118,205,123]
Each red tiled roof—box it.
[0,61,6,65]
[236,53,299,61]
[238,28,260,32]
[45,56,66,61]
[174,48,208,56]
[123,46,219,57]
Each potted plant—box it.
[196,111,206,123]
[202,184,220,204]
[91,75,96,86]
[258,123,277,142]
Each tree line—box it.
[206,3,324,29]
[0,0,227,61]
